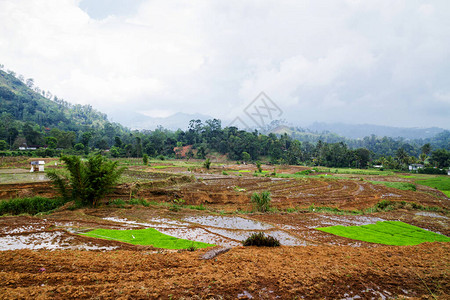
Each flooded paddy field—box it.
[0,163,449,298]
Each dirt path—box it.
[0,243,448,299]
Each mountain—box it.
[131,112,213,130]
[0,69,110,131]
[307,122,446,140]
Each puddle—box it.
[158,227,240,247]
[0,231,118,251]
[381,193,401,198]
[183,215,273,230]
[415,212,448,219]
[307,215,385,228]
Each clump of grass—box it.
[222,171,229,175]
[186,243,197,251]
[251,191,271,212]
[186,204,206,210]
[170,198,185,212]
[242,232,280,247]
[129,198,150,207]
[308,204,362,215]
[0,197,66,215]
[110,199,126,207]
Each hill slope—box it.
[0,69,108,131]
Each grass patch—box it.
[416,176,450,197]
[0,196,67,215]
[317,221,450,245]
[317,167,394,176]
[308,204,362,215]
[370,181,416,191]
[81,228,215,249]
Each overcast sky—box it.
[1,0,449,129]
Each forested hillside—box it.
[0,68,448,170]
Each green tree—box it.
[47,155,125,207]
[421,143,431,156]
[45,136,57,149]
[74,143,84,151]
[0,139,8,150]
[429,149,450,168]
[143,154,149,165]
[242,151,251,163]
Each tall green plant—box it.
[47,155,125,207]
[251,191,271,212]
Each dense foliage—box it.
[0,196,66,215]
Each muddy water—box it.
[0,173,49,184]
[101,214,308,247]
[0,231,118,251]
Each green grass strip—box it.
[416,176,450,197]
[317,221,450,245]
[369,181,416,191]
[80,228,215,249]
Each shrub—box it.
[242,232,280,247]
[143,154,149,165]
[295,170,312,175]
[256,161,262,173]
[0,197,66,215]
[418,167,447,175]
[204,158,211,169]
[222,171,228,175]
[47,155,125,207]
[251,191,271,212]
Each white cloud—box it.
[0,0,449,128]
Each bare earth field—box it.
[0,161,449,299]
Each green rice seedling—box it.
[81,228,214,249]
[317,221,450,246]
[242,232,280,247]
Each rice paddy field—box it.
[0,158,449,299]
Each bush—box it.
[295,170,312,175]
[251,191,271,212]
[418,167,447,175]
[47,155,125,207]
[204,158,211,169]
[256,161,262,173]
[242,232,280,247]
[0,197,66,215]
[143,154,149,165]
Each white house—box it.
[409,164,424,172]
[30,161,45,172]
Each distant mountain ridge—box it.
[307,122,446,140]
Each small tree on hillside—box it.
[47,155,125,207]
